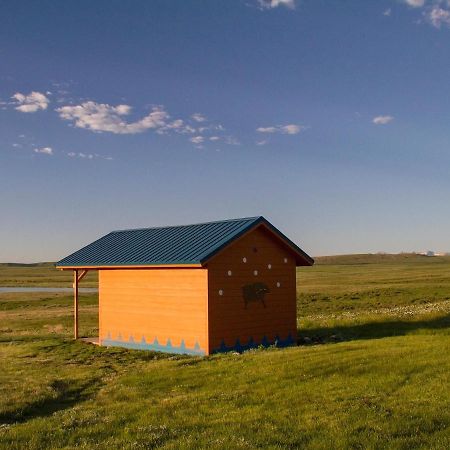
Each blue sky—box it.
[1,0,450,262]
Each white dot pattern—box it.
[227,270,232,276]
[243,257,247,263]
[268,264,272,269]
[253,270,258,276]
[219,289,223,296]
[276,282,281,288]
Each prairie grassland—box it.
[0,263,97,287]
[0,255,449,449]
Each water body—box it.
[0,287,98,293]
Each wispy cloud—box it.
[256,124,304,135]
[372,115,394,125]
[399,0,450,29]
[427,5,450,28]
[383,8,392,16]
[12,91,50,113]
[57,102,170,134]
[191,113,207,123]
[256,140,268,146]
[10,90,260,150]
[67,152,113,160]
[68,151,93,159]
[55,100,220,143]
[257,0,295,10]
[34,146,53,155]
[190,136,204,144]
[404,0,425,7]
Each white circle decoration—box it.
[243,257,247,263]
[268,264,272,269]
[284,258,288,263]
[254,270,258,276]
[276,282,281,288]
[219,289,224,296]
[227,270,232,276]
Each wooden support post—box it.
[77,269,89,283]
[73,269,78,339]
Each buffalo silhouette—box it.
[242,282,270,308]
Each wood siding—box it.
[206,225,297,353]
[99,268,208,354]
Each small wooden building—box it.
[56,217,313,355]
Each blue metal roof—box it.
[55,216,313,267]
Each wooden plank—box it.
[207,226,297,352]
[73,269,78,339]
[99,268,209,353]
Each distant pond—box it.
[0,287,98,293]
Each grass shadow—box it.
[0,377,103,425]
[298,314,450,344]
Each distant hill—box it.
[0,262,54,267]
[2,254,450,267]
[314,253,450,265]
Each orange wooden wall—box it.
[206,225,297,353]
[99,268,208,355]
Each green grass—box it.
[0,255,449,449]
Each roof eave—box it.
[55,263,204,270]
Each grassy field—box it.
[0,263,98,287]
[0,255,449,449]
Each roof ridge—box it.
[110,216,263,233]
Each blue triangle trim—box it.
[101,333,205,356]
[212,333,296,354]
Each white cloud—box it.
[57,101,170,134]
[34,147,53,155]
[257,126,277,133]
[257,0,295,10]
[281,124,302,134]
[191,113,207,122]
[404,0,425,7]
[399,0,450,29]
[68,152,112,160]
[372,115,394,125]
[256,123,304,135]
[383,8,392,16]
[12,91,50,113]
[165,119,184,130]
[180,124,196,134]
[256,140,268,146]
[190,136,204,144]
[209,136,220,141]
[427,6,450,27]
[197,124,225,134]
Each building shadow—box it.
[297,314,450,345]
[0,377,103,425]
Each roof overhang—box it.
[55,263,204,270]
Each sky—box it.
[1,0,450,262]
